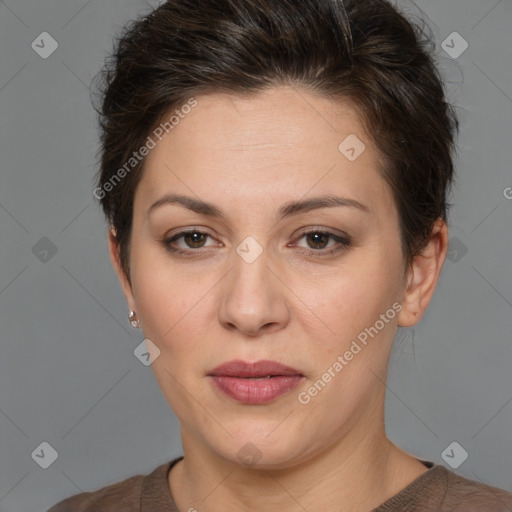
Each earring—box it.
[128,310,141,328]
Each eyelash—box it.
[163,229,351,258]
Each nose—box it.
[217,245,291,337]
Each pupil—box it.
[187,232,204,247]
[308,233,327,249]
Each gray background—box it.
[0,0,511,510]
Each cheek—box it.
[129,224,403,354]
[130,248,223,373]
[129,247,197,339]
[308,253,402,352]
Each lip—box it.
[209,359,303,378]
[208,359,304,404]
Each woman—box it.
[49,0,512,510]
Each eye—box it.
[163,229,218,255]
[293,230,351,257]
[163,228,351,258]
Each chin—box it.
[209,429,312,470]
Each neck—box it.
[169,411,428,512]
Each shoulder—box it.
[375,462,512,512]
[46,463,164,512]
[46,456,182,512]
[440,467,512,511]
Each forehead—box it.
[137,86,395,219]
[150,87,367,158]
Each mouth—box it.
[208,359,304,404]
[208,359,303,378]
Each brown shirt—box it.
[47,456,512,511]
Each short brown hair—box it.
[94,0,458,280]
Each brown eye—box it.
[163,229,217,255]
[294,230,351,258]
[182,231,208,248]
[305,232,330,250]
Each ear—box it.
[397,218,449,327]
[108,226,137,312]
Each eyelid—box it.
[164,227,221,248]
[289,229,351,257]
[292,226,349,242]
[163,226,351,257]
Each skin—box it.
[109,85,448,512]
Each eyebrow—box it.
[146,193,369,222]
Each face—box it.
[112,86,422,469]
